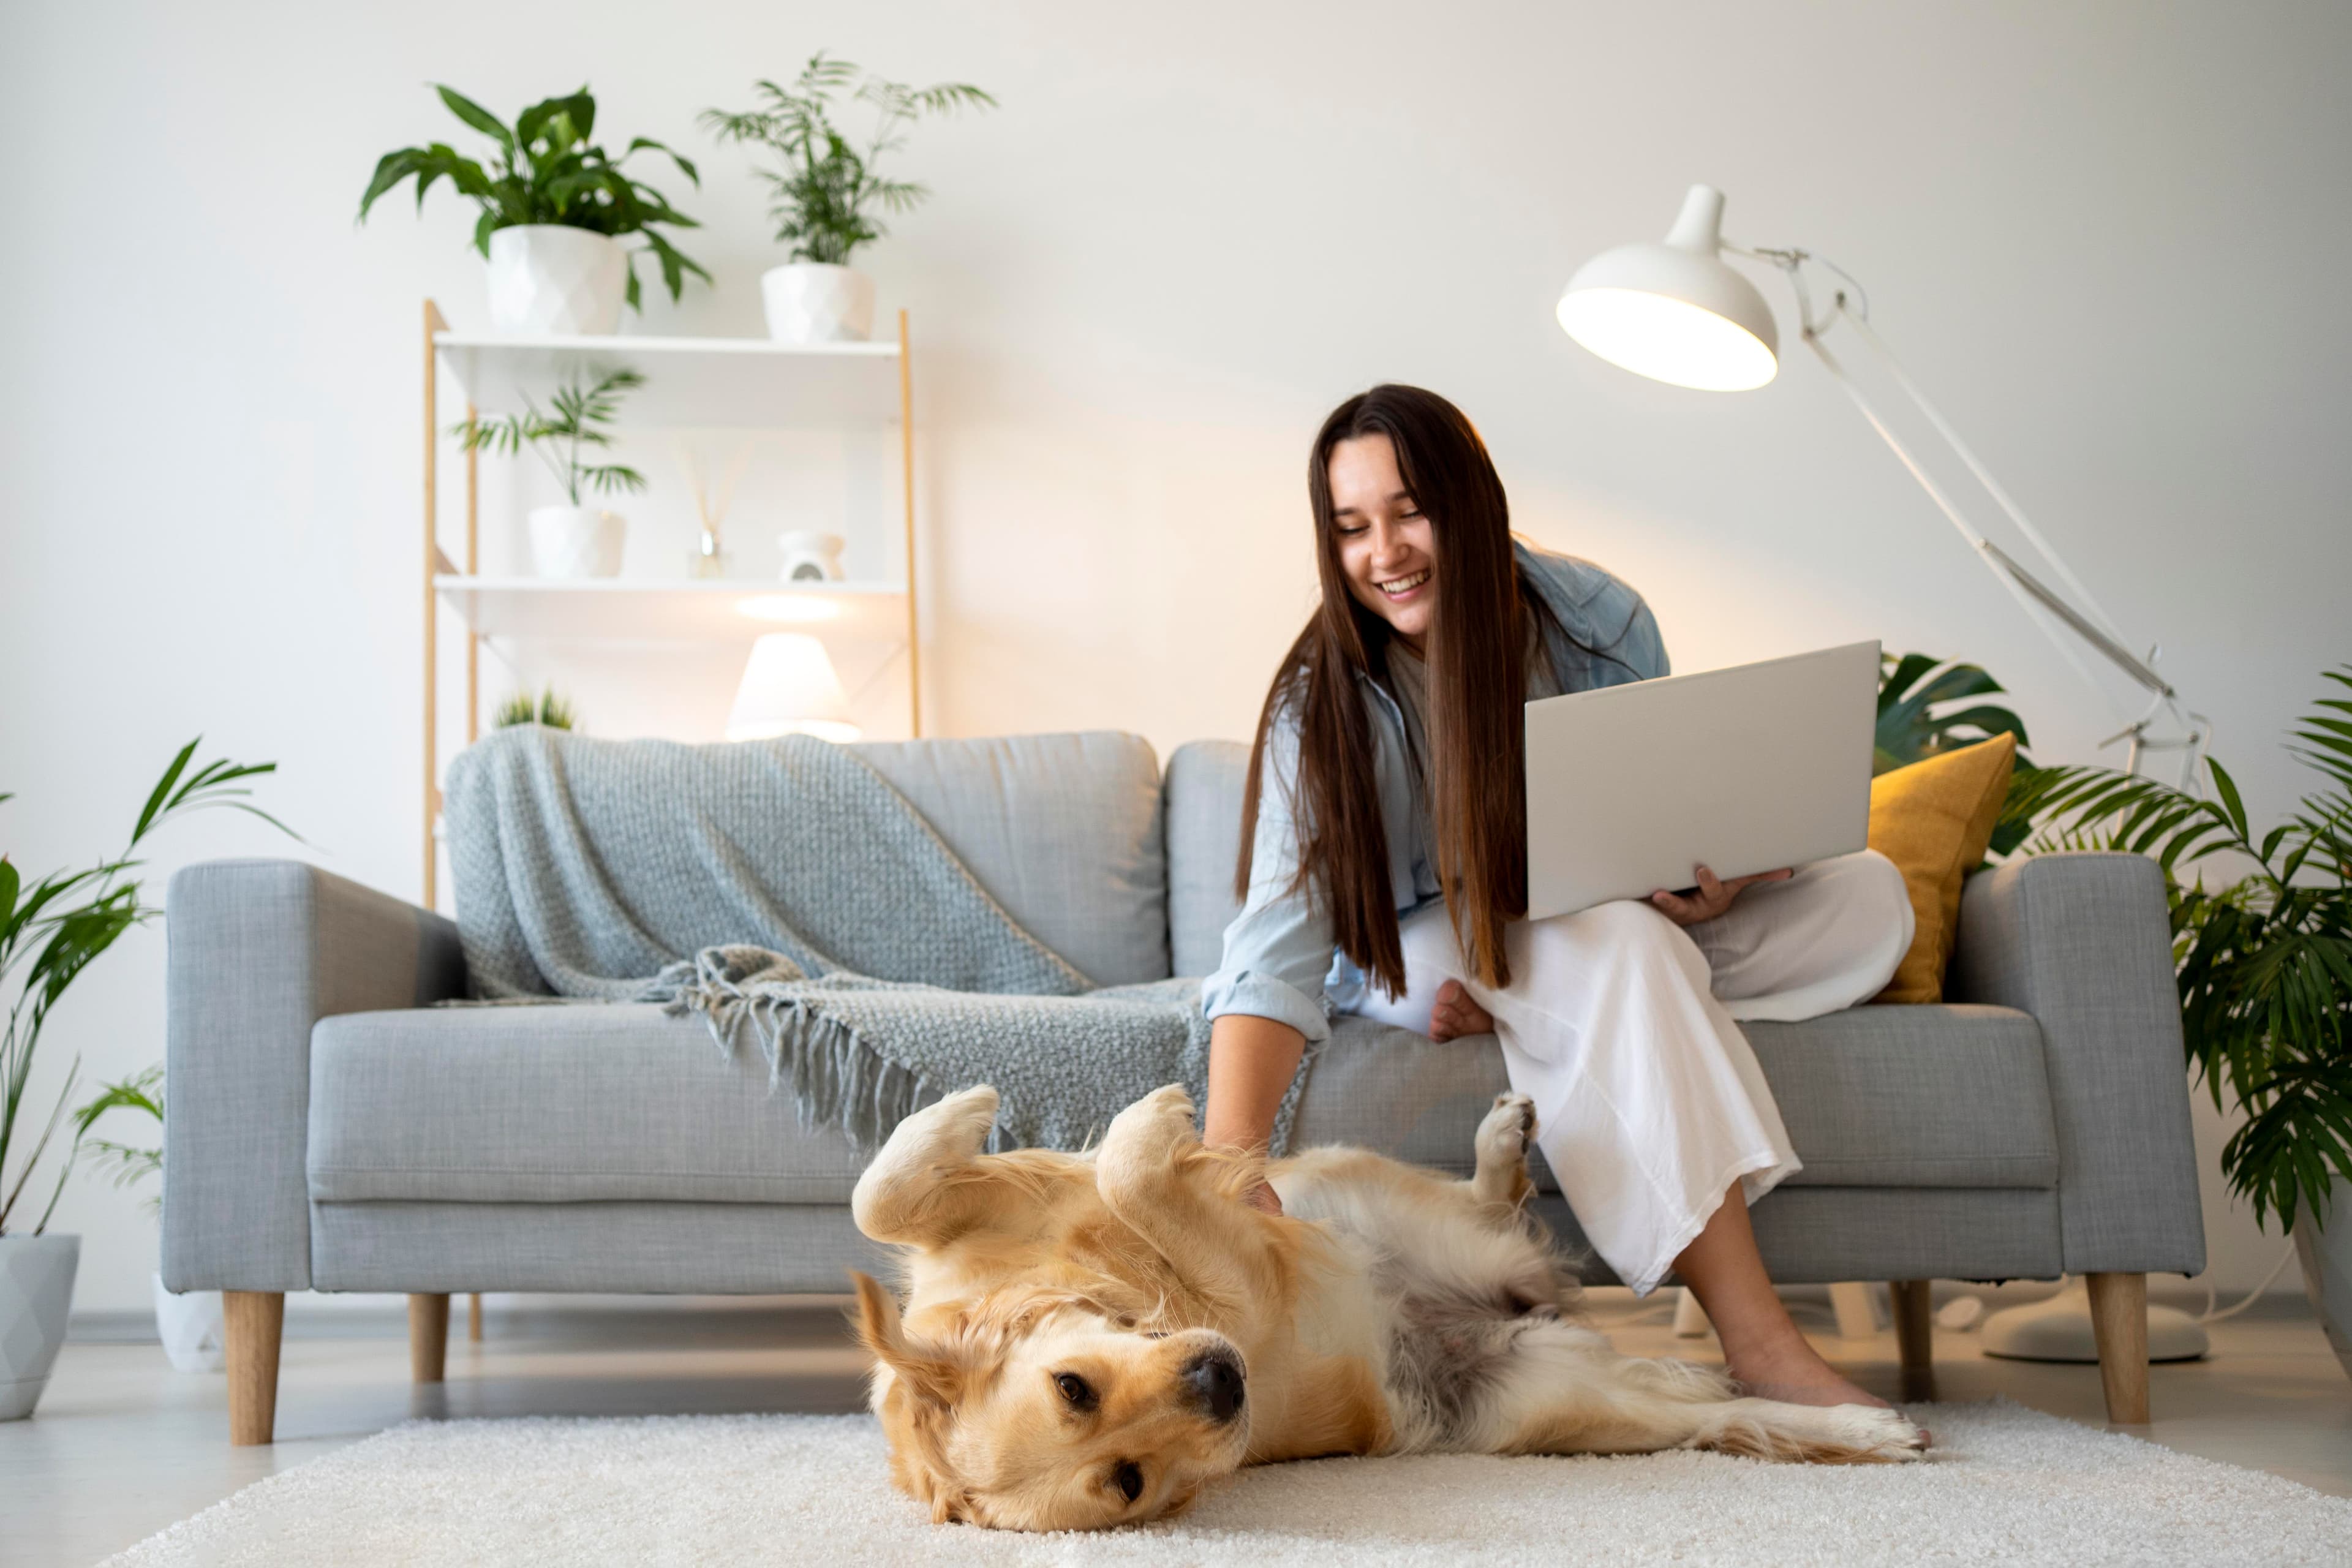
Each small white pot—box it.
[2298,1187,2352,1381]
[777,530,848,583]
[761,263,875,344]
[1,1233,80,1420]
[152,1273,227,1373]
[527,505,627,579]
[487,225,628,337]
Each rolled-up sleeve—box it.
[1199,715,1336,1043]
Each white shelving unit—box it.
[420,300,922,907]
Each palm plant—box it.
[2011,668,2352,1232]
[359,86,709,310]
[74,1066,163,1218]
[1875,651,2041,855]
[701,55,995,266]
[455,369,647,507]
[2,744,293,1235]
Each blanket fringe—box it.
[663,972,932,1155]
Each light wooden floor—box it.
[7,1291,2348,1567]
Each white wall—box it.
[4,0,2345,1313]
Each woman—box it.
[1200,384,1915,1412]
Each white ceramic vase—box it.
[152,1273,227,1373]
[761,263,875,344]
[527,505,627,578]
[487,225,628,336]
[1,1233,80,1420]
[2297,1185,2352,1381]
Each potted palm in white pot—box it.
[360,86,709,335]
[703,55,994,344]
[458,369,648,578]
[2018,667,2352,1374]
[2,744,291,1417]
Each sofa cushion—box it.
[1164,739,1250,977]
[1291,1005,2057,1192]
[311,999,2056,1207]
[309,1005,866,1205]
[858,733,1169,986]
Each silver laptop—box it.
[1523,640,1880,920]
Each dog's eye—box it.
[1114,1462,1144,1502]
[1054,1372,1096,1409]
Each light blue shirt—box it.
[1200,542,1669,1040]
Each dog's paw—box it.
[898,1084,1000,1153]
[1098,1085,1199,1194]
[1475,1092,1536,1169]
[1825,1403,1931,1461]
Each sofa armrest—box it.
[162,859,466,1292]
[1947,852,2205,1277]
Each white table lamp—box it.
[1558,183,2206,783]
[726,633,860,744]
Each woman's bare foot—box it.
[1722,1331,1890,1411]
[1428,979,1495,1041]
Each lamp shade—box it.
[726,633,859,743]
[1557,184,1780,391]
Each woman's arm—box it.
[1204,1012,1307,1213]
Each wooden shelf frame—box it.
[421,302,922,908]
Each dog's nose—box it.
[1182,1351,1246,1423]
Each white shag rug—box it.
[105,1400,2352,1567]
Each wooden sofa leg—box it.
[2086,1272,2150,1423]
[409,1292,450,1384]
[468,1291,484,1342]
[1888,1280,1935,1402]
[225,1290,284,1446]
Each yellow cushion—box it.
[1868,733,2018,1004]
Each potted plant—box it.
[458,369,647,578]
[2018,668,2352,1374]
[360,86,709,336]
[69,1067,222,1371]
[1,743,291,1417]
[494,687,579,730]
[703,55,994,343]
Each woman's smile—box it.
[1329,432,1437,648]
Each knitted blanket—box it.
[443,726,1315,1155]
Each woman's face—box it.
[1328,433,1435,650]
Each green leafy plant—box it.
[358,85,709,311]
[494,687,577,730]
[73,1066,162,1218]
[2,744,295,1235]
[701,54,995,266]
[1875,651,2042,855]
[2010,668,2352,1232]
[456,369,646,507]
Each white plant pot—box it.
[486,225,628,336]
[761,263,875,344]
[2297,1186,2352,1381]
[1,1233,80,1420]
[153,1273,227,1373]
[527,505,627,579]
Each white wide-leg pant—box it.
[1348,850,1914,1295]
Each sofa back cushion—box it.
[1164,739,1251,977]
[858,732,1170,986]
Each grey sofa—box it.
[162,731,2204,1444]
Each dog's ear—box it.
[850,1272,965,1407]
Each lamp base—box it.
[1980,1277,2209,1363]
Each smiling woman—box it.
[1200,383,1921,1419]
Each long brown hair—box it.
[1235,385,1540,995]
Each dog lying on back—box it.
[848,1083,1924,1531]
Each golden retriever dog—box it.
[849,1082,1925,1531]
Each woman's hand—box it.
[1429,978,1496,1042]
[1650,864,1793,927]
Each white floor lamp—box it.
[1557,184,2212,1365]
